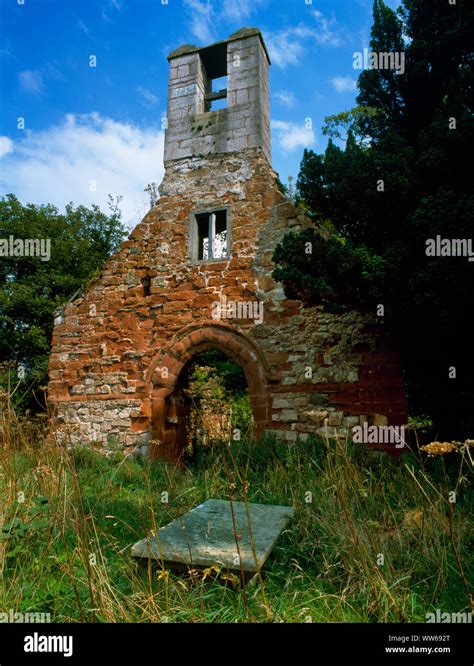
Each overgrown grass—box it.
[0,394,472,623]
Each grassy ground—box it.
[0,402,472,623]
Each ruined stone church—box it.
[48,28,407,460]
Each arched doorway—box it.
[146,324,271,463]
[163,349,252,465]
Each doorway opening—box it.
[163,349,253,466]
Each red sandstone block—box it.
[48,382,70,398]
[65,361,85,372]
[266,352,289,363]
[336,404,364,415]
[388,404,408,416]
[252,406,268,421]
[388,393,408,405]
[206,328,229,344]
[261,312,281,326]
[163,302,187,314]
[307,382,343,392]
[276,202,298,219]
[140,402,152,418]
[189,330,206,346]
[262,191,273,207]
[131,418,149,432]
[207,277,226,287]
[379,366,405,381]
[358,402,391,414]
[229,258,253,270]
[171,341,186,357]
[269,422,287,430]
[330,391,360,404]
[162,359,181,378]
[367,351,402,366]
[203,261,229,271]
[388,412,407,425]
[281,300,302,309]
[193,295,214,308]
[220,288,246,301]
[370,388,406,402]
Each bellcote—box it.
[163,28,271,165]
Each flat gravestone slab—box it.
[131,499,294,574]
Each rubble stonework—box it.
[48,28,406,458]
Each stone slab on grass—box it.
[131,499,294,574]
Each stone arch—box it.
[147,322,271,461]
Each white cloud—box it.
[182,0,266,43]
[312,10,342,47]
[77,19,90,35]
[18,69,45,95]
[265,12,342,69]
[330,76,357,93]
[137,86,159,106]
[101,0,123,23]
[0,136,14,158]
[265,25,310,69]
[183,0,215,44]
[220,0,266,22]
[0,113,164,227]
[273,90,296,108]
[271,120,315,153]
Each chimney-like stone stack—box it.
[164,28,271,164]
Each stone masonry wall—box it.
[48,148,406,457]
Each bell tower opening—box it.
[200,41,228,111]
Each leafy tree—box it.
[0,194,126,410]
[182,351,253,464]
[272,228,387,311]
[356,0,406,140]
[273,0,474,437]
[192,349,248,394]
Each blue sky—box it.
[0,0,401,226]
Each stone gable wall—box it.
[48,149,406,457]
